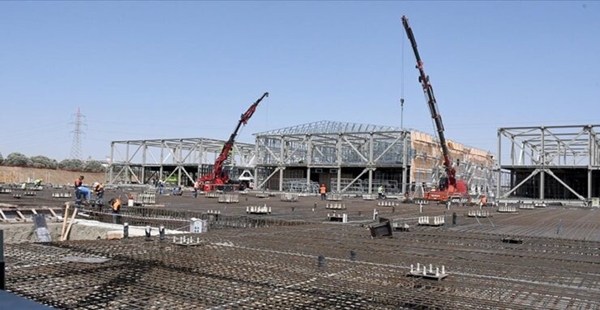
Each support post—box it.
[539,170,545,200]
[589,128,593,200]
[141,143,147,184]
[368,169,373,195]
[306,135,313,190]
[540,127,545,200]
[0,229,4,290]
[109,142,115,184]
[497,129,502,199]
[368,132,374,194]
[588,169,592,200]
[125,142,130,184]
[278,168,284,192]
[402,131,409,195]
[159,141,165,183]
[337,134,342,193]
[280,136,285,191]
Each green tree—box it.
[83,160,105,173]
[58,159,85,171]
[0,153,4,165]
[4,152,30,167]
[30,155,58,169]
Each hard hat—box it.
[93,182,99,187]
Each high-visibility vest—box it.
[95,184,104,192]
[320,186,326,194]
[111,198,121,212]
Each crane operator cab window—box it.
[439,177,448,191]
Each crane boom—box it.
[401,15,456,189]
[199,92,269,190]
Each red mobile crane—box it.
[198,92,269,192]
[401,16,468,203]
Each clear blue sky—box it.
[1,1,598,162]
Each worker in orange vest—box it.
[74,175,84,188]
[109,197,122,224]
[480,195,488,208]
[319,184,327,201]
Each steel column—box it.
[336,135,342,192]
[0,230,4,290]
[141,143,147,184]
[497,129,502,199]
[159,141,164,182]
[540,128,545,200]
[109,142,115,185]
[368,133,374,194]
[401,131,408,195]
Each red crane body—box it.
[199,92,269,192]
[401,16,468,202]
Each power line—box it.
[69,108,86,160]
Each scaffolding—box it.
[253,120,496,195]
[497,124,600,203]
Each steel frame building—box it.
[107,121,497,196]
[107,138,256,186]
[253,120,495,195]
[497,124,600,203]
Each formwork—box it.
[107,138,256,186]
[253,120,495,195]
[497,124,600,205]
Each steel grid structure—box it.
[253,120,495,195]
[5,222,600,309]
[497,124,600,202]
[108,138,256,186]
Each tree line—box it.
[0,152,106,173]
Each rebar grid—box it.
[4,224,600,309]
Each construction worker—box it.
[109,197,122,224]
[74,175,84,188]
[378,185,385,200]
[93,182,105,205]
[76,186,92,205]
[480,195,488,208]
[193,181,201,198]
[157,180,165,195]
[319,184,327,201]
[74,175,84,203]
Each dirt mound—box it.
[0,166,105,186]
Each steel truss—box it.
[108,138,256,186]
[497,124,600,202]
[253,120,495,195]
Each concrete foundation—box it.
[0,220,184,243]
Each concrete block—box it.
[106,230,123,240]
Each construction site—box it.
[2,14,600,310]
